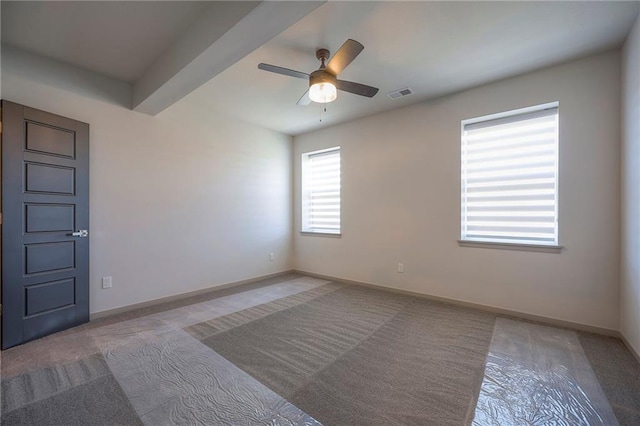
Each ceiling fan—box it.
[258,39,379,105]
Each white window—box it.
[301,147,341,234]
[461,103,559,246]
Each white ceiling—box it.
[184,1,639,135]
[2,1,639,136]
[1,1,212,82]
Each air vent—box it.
[387,87,413,100]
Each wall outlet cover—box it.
[102,276,112,289]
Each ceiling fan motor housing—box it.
[309,69,336,87]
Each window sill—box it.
[457,240,563,253]
[300,231,342,238]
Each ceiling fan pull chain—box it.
[319,103,327,123]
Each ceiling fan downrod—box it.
[316,48,330,70]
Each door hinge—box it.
[0,212,2,224]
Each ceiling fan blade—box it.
[297,89,312,106]
[335,79,379,98]
[326,39,364,76]
[258,63,309,80]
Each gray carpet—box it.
[2,275,639,425]
[578,332,640,425]
[200,285,495,425]
[184,281,344,341]
[2,355,141,425]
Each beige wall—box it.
[2,47,293,314]
[294,51,621,331]
[622,16,640,355]
[1,44,627,333]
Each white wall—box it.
[294,51,621,330]
[2,47,293,314]
[621,16,640,356]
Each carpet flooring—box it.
[199,285,494,425]
[1,273,639,425]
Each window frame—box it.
[300,146,341,236]
[459,102,562,253]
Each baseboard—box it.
[620,333,640,364]
[295,270,621,338]
[90,270,295,320]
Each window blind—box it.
[461,106,559,245]
[303,147,340,233]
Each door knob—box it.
[70,230,88,237]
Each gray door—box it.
[2,100,90,349]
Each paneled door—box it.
[2,100,89,349]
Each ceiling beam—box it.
[133,1,325,116]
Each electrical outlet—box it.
[269,252,275,261]
[397,263,404,273]
[102,276,112,289]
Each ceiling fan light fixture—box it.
[308,70,337,103]
[309,82,337,103]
